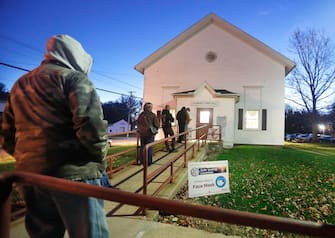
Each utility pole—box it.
[127,91,135,137]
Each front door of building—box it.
[196,108,213,139]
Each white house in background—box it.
[107,119,130,134]
[135,13,295,147]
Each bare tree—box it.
[286,28,335,140]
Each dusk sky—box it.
[1,0,334,103]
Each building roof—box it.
[107,119,129,127]
[173,82,240,102]
[173,89,236,96]
[134,12,295,76]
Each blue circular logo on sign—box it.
[215,176,226,188]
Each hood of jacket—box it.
[44,34,92,75]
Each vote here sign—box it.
[188,160,230,198]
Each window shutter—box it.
[262,109,267,130]
[238,108,243,130]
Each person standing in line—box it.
[176,106,187,143]
[161,105,177,152]
[1,34,109,238]
[185,107,192,131]
[137,102,159,165]
[184,107,192,139]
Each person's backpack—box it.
[162,113,167,126]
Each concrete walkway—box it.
[11,216,240,238]
[9,140,238,238]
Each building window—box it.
[200,111,210,123]
[245,110,259,129]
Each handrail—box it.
[106,124,212,176]
[69,124,211,215]
[141,125,209,196]
[106,130,145,175]
[106,147,136,177]
[0,171,334,237]
[102,125,207,205]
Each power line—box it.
[0,35,44,54]
[0,62,30,72]
[91,70,142,90]
[96,88,142,99]
[0,62,142,99]
[0,35,142,91]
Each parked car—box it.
[285,133,300,141]
[294,133,312,143]
[318,135,335,143]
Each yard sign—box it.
[188,160,230,198]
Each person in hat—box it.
[1,34,109,237]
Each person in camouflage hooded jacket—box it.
[0,34,109,237]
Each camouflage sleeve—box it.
[67,72,108,162]
[0,97,16,155]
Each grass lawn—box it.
[182,143,335,237]
[107,145,137,168]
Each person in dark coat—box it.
[161,105,176,152]
[137,102,159,165]
[176,107,187,143]
[185,107,191,131]
[1,34,109,237]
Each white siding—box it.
[141,24,287,145]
